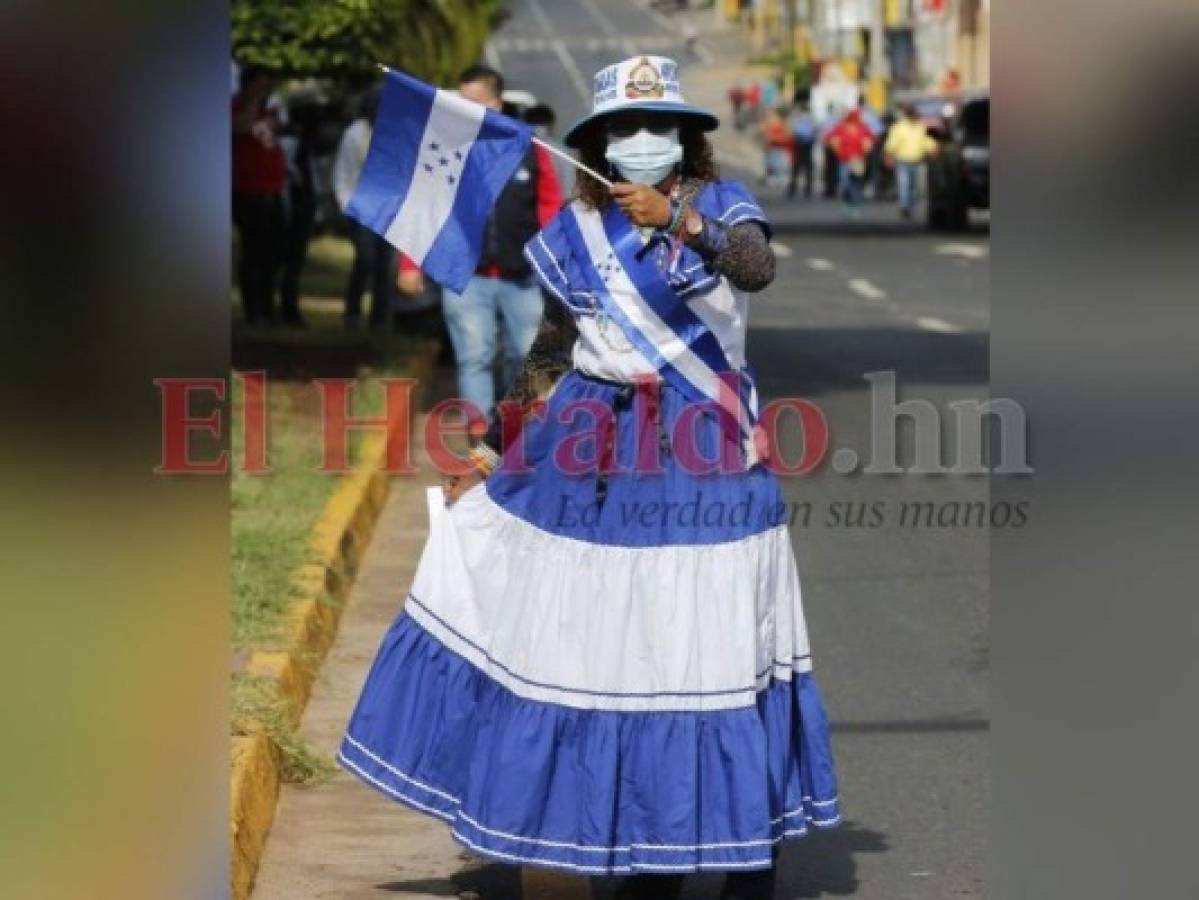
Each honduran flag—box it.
[346,68,532,293]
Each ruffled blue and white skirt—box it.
[340,370,840,875]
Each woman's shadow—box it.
[378,822,886,898]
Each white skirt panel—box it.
[407,485,814,713]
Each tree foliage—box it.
[232,0,500,85]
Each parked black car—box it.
[927,95,989,231]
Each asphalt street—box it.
[490,2,991,898]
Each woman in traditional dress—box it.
[339,56,840,900]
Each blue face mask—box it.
[604,127,682,186]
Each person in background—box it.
[398,65,562,434]
[884,103,939,218]
[728,80,746,130]
[232,65,287,325]
[744,79,762,126]
[334,89,395,330]
[875,106,898,200]
[858,103,885,198]
[276,94,319,328]
[524,102,570,188]
[825,106,876,214]
[524,101,556,135]
[817,104,842,199]
[758,106,791,188]
[681,18,699,59]
[761,77,779,112]
[787,102,817,199]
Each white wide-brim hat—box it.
[563,55,719,148]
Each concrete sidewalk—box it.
[252,427,594,900]
[252,432,514,900]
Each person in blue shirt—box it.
[787,103,818,199]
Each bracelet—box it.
[467,443,500,477]
[664,199,685,236]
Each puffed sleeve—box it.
[686,181,776,292]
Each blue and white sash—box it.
[556,201,760,465]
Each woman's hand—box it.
[442,468,484,505]
[397,268,425,296]
[611,183,672,229]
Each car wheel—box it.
[945,196,969,231]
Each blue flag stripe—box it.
[345,71,435,238]
[422,107,532,292]
[384,91,487,264]
[345,69,533,295]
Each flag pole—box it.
[531,136,613,189]
[376,63,613,190]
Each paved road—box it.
[493,3,991,898]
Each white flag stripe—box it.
[572,205,753,439]
[385,90,487,263]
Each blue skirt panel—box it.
[485,370,787,548]
[340,613,840,875]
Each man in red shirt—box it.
[232,66,287,325]
[399,65,562,434]
[825,106,876,213]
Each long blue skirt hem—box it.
[339,613,841,875]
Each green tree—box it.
[232,0,500,85]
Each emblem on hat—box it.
[565,54,718,147]
[625,57,665,99]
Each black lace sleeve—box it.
[481,296,578,453]
[678,180,776,293]
[712,221,776,292]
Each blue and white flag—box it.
[346,69,532,293]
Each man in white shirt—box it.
[333,90,394,329]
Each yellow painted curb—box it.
[232,350,431,898]
[230,734,280,900]
[242,433,393,725]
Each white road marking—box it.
[935,242,988,260]
[770,241,793,259]
[915,316,961,333]
[491,36,675,53]
[525,0,555,35]
[848,277,888,301]
[577,0,635,55]
[627,0,714,62]
[483,40,502,71]
[691,39,715,65]
[806,257,835,271]
[551,39,592,106]
[635,0,676,31]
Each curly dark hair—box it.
[572,124,719,210]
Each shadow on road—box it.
[769,217,990,239]
[775,823,890,898]
[747,326,989,398]
[833,715,989,735]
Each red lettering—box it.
[154,377,228,474]
[317,378,415,473]
[757,398,828,476]
[424,399,487,477]
[235,370,268,474]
